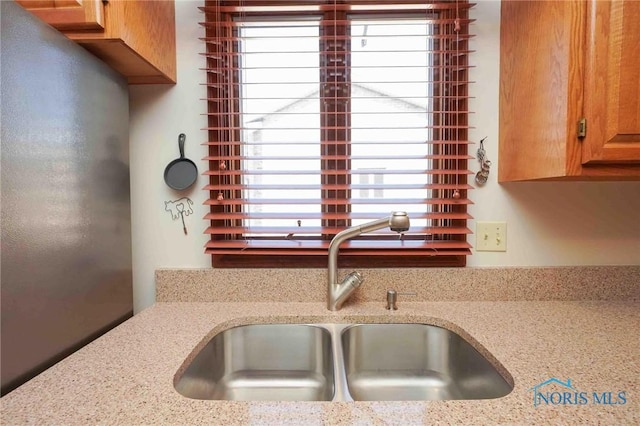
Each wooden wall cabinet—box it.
[499,0,640,181]
[16,0,176,84]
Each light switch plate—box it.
[476,221,507,252]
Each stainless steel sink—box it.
[174,323,512,402]
[174,324,334,401]
[341,324,513,401]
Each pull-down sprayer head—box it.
[355,211,411,236]
[388,211,410,233]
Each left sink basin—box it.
[174,324,335,401]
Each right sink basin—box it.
[341,323,513,401]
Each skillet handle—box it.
[178,133,186,159]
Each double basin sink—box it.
[174,323,513,402]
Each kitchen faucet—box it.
[327,211,410,311]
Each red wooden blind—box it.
[201,0,475,267]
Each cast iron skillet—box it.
[164,133,197,190]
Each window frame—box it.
[202,0,473,268]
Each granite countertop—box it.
[2,299,639,425]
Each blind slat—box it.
[204,183,474,190]
[204,169,474,176]
[205,226,471,235]
[205,212,473,220]
[206,155,473,161]
[205,197,472,206]
[200,4,475,13]
[205,240,473,250]
[204,125,475,131]
[206,239,471,251]
[202,140,475,145]
[200,23,475,32]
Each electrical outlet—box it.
[476,221,507,252]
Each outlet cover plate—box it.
[476,221,507,252]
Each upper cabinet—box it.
[16,0,176,84]
[499,0,640,181]
[14,0,105,30]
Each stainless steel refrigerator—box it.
[1,1,133,395]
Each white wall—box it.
[129,1,210,313]
[129,0,640,313]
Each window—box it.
[202,0,474,268]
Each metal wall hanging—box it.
[164,133,198,190]
[475,137,491,186]
[164,197,194,235]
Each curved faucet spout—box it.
[327,212,410,311]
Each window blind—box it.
[201,0,475,267]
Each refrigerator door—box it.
[1,1,133,394]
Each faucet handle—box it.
[342,271,364,289]
[385,289,417,310]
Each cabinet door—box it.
[16,0,104,31]
[582,0,640,164]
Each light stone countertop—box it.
[2,300,639,425]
